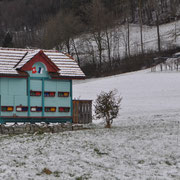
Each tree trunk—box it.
[105,29,112,70]
[105,119,111,128]
[72,38,80,65]
[66,38,71,54]
[175,17,177,42]
[156,11,161,52]
[138,0,144,55]
[98,39,102,72]
[105,113,111,128]
[127,19,130,57]
[94,32,103,72]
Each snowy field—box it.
[0,69,180,180]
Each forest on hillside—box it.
[0,0,180,76]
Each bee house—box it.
[0,48,85,124]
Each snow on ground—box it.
[74,69,180,117]
[118,21,180,56]
[0,69,180,180]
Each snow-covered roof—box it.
[0,48,85,78]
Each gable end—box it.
[20,50,60,73]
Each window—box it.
[16,106,28,112]
[59,107,70,112]
[1,106,14,112]
[58,92,69,97]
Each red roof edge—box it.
[20,50,60,73]
[39,50,60,71]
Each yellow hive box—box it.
[7,107,13,111]
[64,92,69,97]
[51,107,56,112]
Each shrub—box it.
[94,89,122,128]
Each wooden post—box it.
[27,77,31,117]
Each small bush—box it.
[94,89,122,128]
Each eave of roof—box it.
[0,74,28,78]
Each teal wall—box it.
[44,79,71,117]
[0,77,72,119]
[0,62,72,122]
[30,79,42,117]
[28,78,71,117]
[27,62,50,78]
[0,78,28,117]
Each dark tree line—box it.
[0,0,180,76]
[0,0,179,47]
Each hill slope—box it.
[76,20,180,61]
[74,69,180,117]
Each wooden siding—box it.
[73,100,92,124]
[0,77,72,119]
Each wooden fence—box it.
[73,100,92,124]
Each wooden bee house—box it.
[0,48,85,124]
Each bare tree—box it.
[85,0,107,72]
[148,0,161,52]
[123,0,131,57]
[119,27,128,58]
[138,0,144,54]
[84,36,97,66]
[127,18,131,57]
[156,9,161,52]
[72,39,81,66]
[104,11,115,70]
